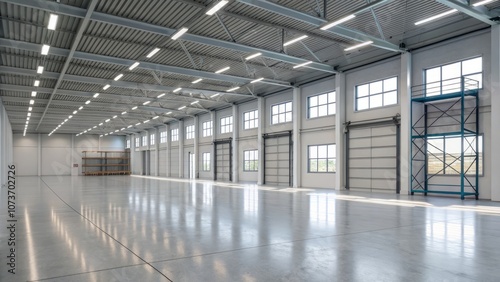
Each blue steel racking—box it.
[411,77,479,200]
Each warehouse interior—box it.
[1,0,500,281]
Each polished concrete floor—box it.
[1,176,500,281]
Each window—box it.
[202,152,211,171]
[142,135,147,146]
[186,125,195,139]
[271,101,292,124]
[126,139,130,149]
[171,128,178,141]
[202,121,212,137]
[160,131,167,143]
[243,150,258,171]
[150,133,155,146]
[425,57,482,97]
[308,144,336,173]
[220,116,233,134]
[427,135,483,175]
[135,137,140,147]
[308,91,336,118]
[356,77,397,111]
[243,110,258,129]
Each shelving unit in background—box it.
[82,150,130,176]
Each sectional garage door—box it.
[263,132,292,187]
[347,121,400,193]
[170,147,179,177]
[214,139,231,181]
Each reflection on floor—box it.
[1,176,500,281]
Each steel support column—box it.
[400,52,412,195]
[292,87,301,188]
[335,73,346,190]
[492,25,500,201]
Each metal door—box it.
[263,131,292,186]
[214,139,232,181]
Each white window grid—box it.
[220,116,233,134]
[271,101,292,124]
[171,128,179,141]
[186,125,195,139]
[355,77,398,111]
[243,110,258,129]
[308,91,336,118]
[202,121,213,137]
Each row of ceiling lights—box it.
[414,0,496,25]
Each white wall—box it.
[0,100,13,187]
[13,133,125,176]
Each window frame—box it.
[150,133,155,146]
[142,135,147,147]
[202,121,213,137]
[220,116,233,134]
[160,131,167,143]
[243,109,259,130]
[270,101,293,125]
[126,139,130,149]
[186,125,195,140]
[307,144,336,173]
[307,91,336,119]
[202,152,211,171]
[243,149,259,172]
[426,134,484,177]
[135,137,140,147]
[355,76,399,112]
[423,56,483,97]
[171,128,179,142]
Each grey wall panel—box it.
[159,149,167,176]
[198,144,212,180]
[13,147,38,176]
[170,147,180,177]
[41,147,71,176]
[150,150,156,176]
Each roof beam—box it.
[436,0,499,25]
[0,0,334,73]
[37,0,98,130]
[236,0,402,52]
[0,38,290,91]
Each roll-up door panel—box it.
[215,142,230,181]
[348,124,398,192]
[264,134,291,187]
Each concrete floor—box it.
[1,176,500,281]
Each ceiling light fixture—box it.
[166,112,172,115]
[320,14,356,30]
[68,115,73,119]
[173,88,182,93]
[99,123,103,126]
[144,120,150,123]
[206,0,229,15]
[473,0,495,6]
[157,93,165,98]
[103,84,110,90]
[29,100,34,105]
[41,44,50,55]
[34,80,40,87]
[146,48,160,58]
[178,106,186,110]
[415,9,458,25]
[143,101,151,105]
[210,93,220,98]
[79,106,83,110]
[132,106,138,110]
[129,62,140,70]
[227,86,240,92]
[283,35,308,46]
[190,100,199,105]
[113,115,117,119]
[251,78,264,83]
[135,123,141,126]
[27,113,31,117]
[85,100,91,105]
[105,119,110,122]
[153,116,159,119]
[31,91,37,97]
[48,14,58,30]
[122,111,127,115]
[114,74,123,81]
[28,107,32,111]
[37,66,44,74]
[245,52,262,60]
[215,66,230,74]
[171,27,189,40]
[344,41,373,51]
[293,61,313,69]
[127,125,132,128]
[93,93,99,98]
[192,78,203,84]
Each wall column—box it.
[179,120,184,178]
[491,26,500,201]
[292,87,301,188]
[257,97,265,185]
[400,52,412,195]
[194,116,199,179]
[335,73,346,191]
[232,104,239,183]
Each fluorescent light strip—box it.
[157,93,166,98]
[114,74,123,81]
[31,91,37,97]
[321,14,355,30]
[129,62,140,70]
[227,86,240,92]
[122,111,127,115]
[73,110,77,114]
[103,84,110,90]
[37,66,44,74]
[34,80,40,87]
[48,14,58,30]
[143,101,151,105]
[171,27,189,40]
[144,120,150,123]
[146,48,160,58]
[99,123,103,126]
[192,78,202,84]
[344,41,373,51]
[178,106,186,110]
[132,106,138,110]
[210,93,220,98]
[473,0,495,6]
[190,100,199,105]
[105,119,110,122]
[415,9,458,25]
[121,128,125,131]
[293,61,313,69]
[206,0,229,15]
[153,116,159,119]
[215,66,230,74]
[251,78,264,83]
[85,100,91,105]
[93,93,99,98]
[135,123,141,126]
[79,106,83,110]
[113,115,117,119]
[173,88,182,93]
[27,113,31,117]
[28,107,32,111]
[245,52,262,60]
[166,112,172,115]
[29,100,34,105]
[283,35,308,46]
[41,44,50,55]
[68,115,72,119]
[127,125,132,128]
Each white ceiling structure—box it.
[0,0,498,136]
